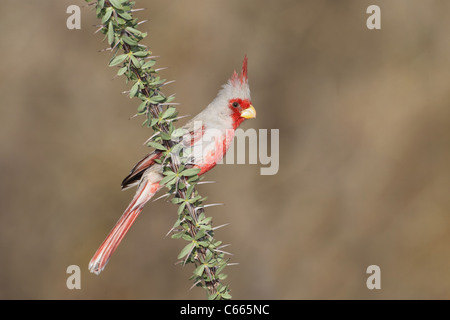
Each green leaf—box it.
[217,284,227,293]
[108,0,123,9]
[107,21,114,45]
[150,94,167,103]
[133,50,149,57]
[181,168,201,177]
[172,217,183,229]
[129,81,140,98]
[166,95,176,103]
[221,292,232,299]
[142,60,156,69]
[181,233,193,241]
[101,7,113,24]
[147,141,167,151]
[187,175,199,183]
[126,26,142,36]
[178,180,186,190]
[163,170,176,176]
[171,231,184,239]
[194,230,206,240]
[200,217,212,225]
[109,54,128,67]
[171,197,184,204]
[171,128,188,138]
[130,54,140,67]
[162,107,177,119]
[197,241,210,247]
[159,131,172,141]
[149,78,167,86]
[205,249,213,262]
[185,184,195,198]
[160,174,176,186]
[117,66,128,76]
[193,264,205,277]
[208,293,218,300]
[148,118,158,127]
[123,36,139,46]
[188,195,202,203]
[217,273,228,280]
[170,143,184,156]
[118,10,132,20]
[177,202,186,215]
[137,101,147,112]
[177,242,195,259]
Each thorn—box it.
[153,193,170,203]
[171,115,191,121]
[145,56,159,60]
[227,263,239,266]
[158,103,180,106]
[137,20,149,25]
[121,90,130,94]
[83,2,96,8]
[98,47,112,52]
[130,8,146,12]
[165,227,179,238]
[189,280,202,291]
[94,26,105,34]
[217,244,231,250]
[164,218,186,237]
[129,112,144,120]
[143,132,160,145]
[159,80,176,87]
[197,181,216,185]
[212,223,230,231]
[203,203,225,209]
[155,67,168,72]
[161,153,171,167]
[111,40,121,52]
[165,224,182,238]
[216,249,233,256]
[183,244,196,266]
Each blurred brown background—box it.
[1,0,450,299]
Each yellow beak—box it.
[240,105,256,119]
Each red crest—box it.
[230,55,248,85]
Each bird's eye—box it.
[232,102,239,108]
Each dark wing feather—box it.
[121,151,162,189]
[121,124,204,189]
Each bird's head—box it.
[209,56,256,129]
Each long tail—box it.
[88,180,160,275]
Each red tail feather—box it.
[89,181,160,275]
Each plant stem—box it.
[86,0,232,299]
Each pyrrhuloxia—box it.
[89,57,256,275]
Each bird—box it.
[88,56,256,275]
